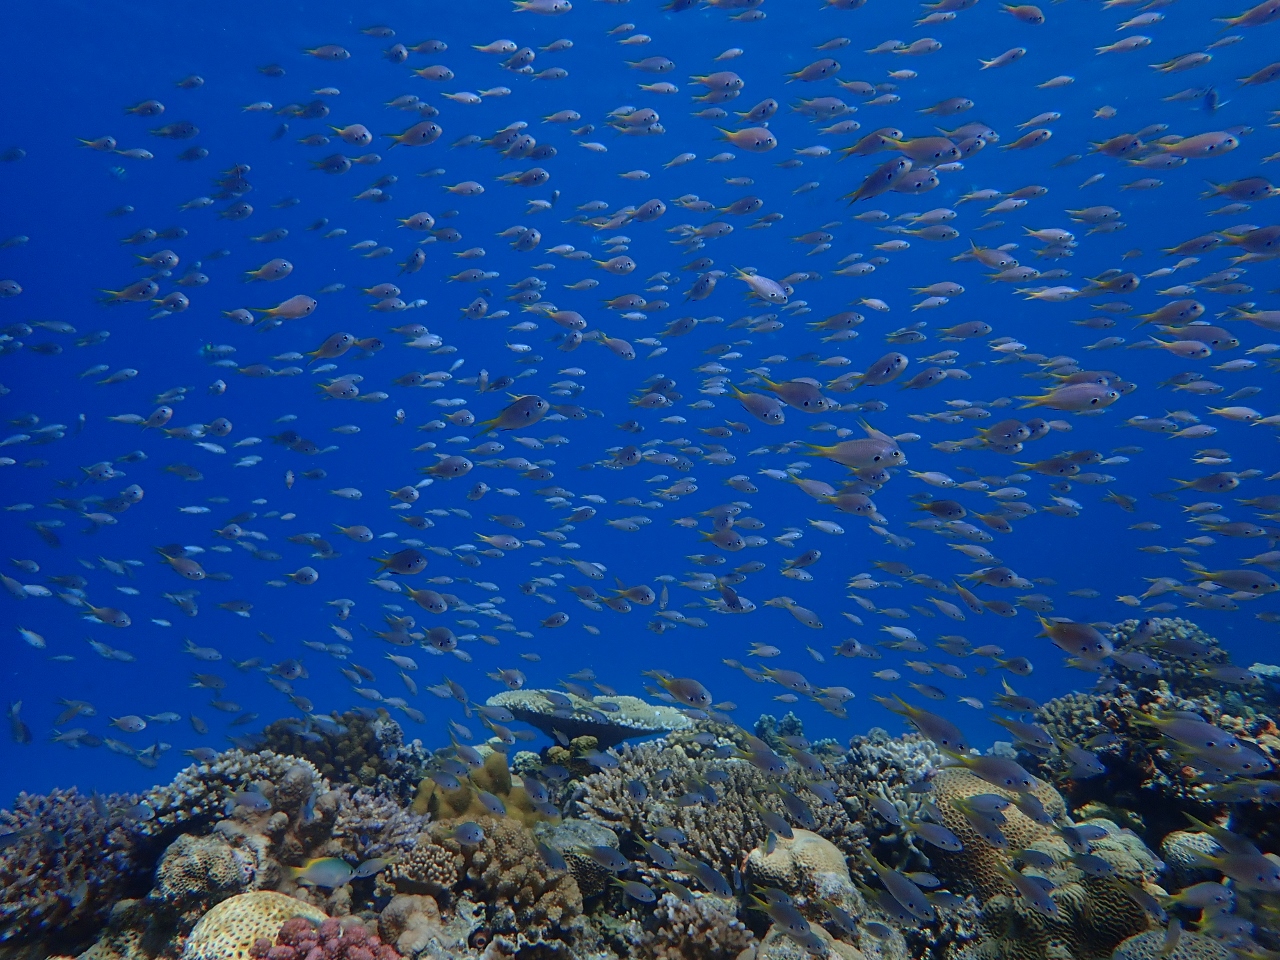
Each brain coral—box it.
[956,821,1158,960]
[1112,929,1229,960]
[746,829,855,899]
[181,891,326,960]
[926,768,1065,900]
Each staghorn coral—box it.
[388,816,584,955]
[248,915,403,960]
[182,891,326,960]
[0,787,152,955]
[257,711,426,802]
[636,892,756,960]
[486,691,691,750]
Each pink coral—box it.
[255,915,404,960]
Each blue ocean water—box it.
[0,0,1277,804]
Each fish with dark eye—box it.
[641,671,713,708]
[372,549,428,576]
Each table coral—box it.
[486,690,692,749]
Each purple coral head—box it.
[279,918,319,947]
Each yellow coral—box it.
[412,750,554,827]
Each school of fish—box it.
[2,0,1280,883]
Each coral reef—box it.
[388,815,585,955]
[149,833,262,927]
[183,892,326,960]
[8,613,1272,960]
[257,712,426,802]
[486,690,692,749]
[927,768,1065,899]
[1112,929,1229,960]
[139,751,327,839]
[955,820,1158,960]
[249,915,403,960]
[0,788,152,954]
[1027,618,1280,843]
[636,893,756,960]
[411,750,552,827]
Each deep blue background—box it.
[1,0,1277,801]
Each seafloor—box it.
[2,617,1278,960]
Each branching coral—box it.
[636,893,756,960]
[388,816,584,955]
[0,787,152,954]
[257,712,426,801]
[149,833,262,926]
[139,750,327,839]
